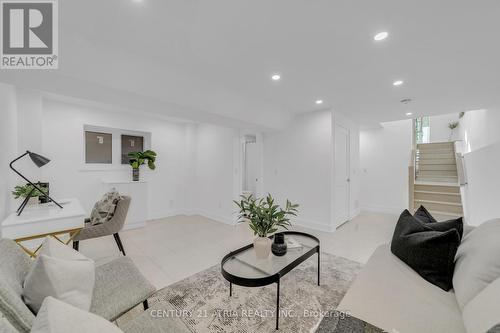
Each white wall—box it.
[360,119,412,214]
[458,109,500,153]
[0,83,18,222]
[429,112,461,143]
[262,110,360,231]
[454,108,500,226]
[193,123,239,224]
[39,98,191,219]
[263,110,333,231]
[463,142,500,226]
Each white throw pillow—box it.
[22,237,95,313]
[453,218,500,309]
[30,297,123,333]
[0,311,18,333]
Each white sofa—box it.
[338,220,500,333]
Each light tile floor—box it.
[80,212,398,290]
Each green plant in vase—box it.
[234,193,299,258]
[448,121,459,141]
[12,184,48,205]
[128,150,157,181]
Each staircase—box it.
[410,142,463,220]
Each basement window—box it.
[85,131,112,164]
[415,116,430,144]
[121,135,144,164]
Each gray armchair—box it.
[0,239,157,333]
[73,196,131,256]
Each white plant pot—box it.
[27,197,39,205]
[254,237,272,259]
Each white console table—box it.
[102,180,148,230]
[1,198,85,257]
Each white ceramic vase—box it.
[27,197,39,205]
[254,237,272,259]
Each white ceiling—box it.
[2,0,500,129]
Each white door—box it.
[335,124,350,227]
[245,142,259,196]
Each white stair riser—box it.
[418,153,455,159]
[414,185,460,193]
[415,201,463,215]
[416,177,459,183]
[418,171,458,177]
[415,192,462,204]
[417,143,454,150]
[419,164,458,171]
[419,159,456,165]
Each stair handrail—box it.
[408,148,416,212]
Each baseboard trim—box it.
[360,204,404,215]
[123,221,147,230]
[293,218,334,232]
[193,210,237,226]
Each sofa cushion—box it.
[414,205,464,239]
[453,218,500,309]
[462,276,500,333]
[90,256,155,321]
[0,310,19,333]
[0,239,34,333]
[90,189,121,226]
[391,210,460,291]
[338,245,466,333]
[22,238,95,313]
[31,297,123,333]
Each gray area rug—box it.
[134,252,361,333]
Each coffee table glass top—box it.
[222,233,319,279]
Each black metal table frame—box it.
[221,231,320,330]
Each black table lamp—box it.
[9,151,63,216]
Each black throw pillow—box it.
[390,210,460,291]
[414,205,464,239]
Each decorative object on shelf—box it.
[234,193,299,259]
[448,121,459,141]
[9,151,62,216]
[271,233,287,256]
[128,150,157,181]
[12,183,48,206]
[37,183,50,203]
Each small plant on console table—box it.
[234,194,299,259]
[128,150,157,181]
[12,184,48,205]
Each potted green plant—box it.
[448,121,459,141]
[12,184,48,206]
[128,150,157,181]
[234,194,299,258]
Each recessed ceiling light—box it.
[315,99,323,105]
[374,31,389,41]
[393,80,404,86]
[271,74,281,81]
[406,112,413,116]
